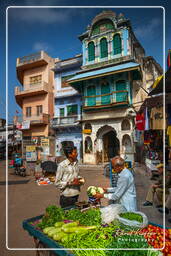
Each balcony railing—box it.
[17,51,50,66]
[15,81,49,96]
[83,90,129,109]
[23,113,49,125]
[51,115,80,127]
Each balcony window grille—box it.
[37,105,42,116]
[26,107,31,117]
[88,41,95,61]
[59,108,64,117]
[30,75,42,85]
[113,34,122,55]
[67,105,78,116]
[100,38,108,58]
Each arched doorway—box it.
[96,125,120,163]
[103,130,120,162]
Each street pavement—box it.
[0,160,169,256]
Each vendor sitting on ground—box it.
[55,146,84,208]
[143,163,165,207]
[94,156,137,212]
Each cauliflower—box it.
[97,187,104,194]
[87,186,97,196]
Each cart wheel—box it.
[36,241,52,256]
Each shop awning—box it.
[68,62,140,83]
[148,66,171,96]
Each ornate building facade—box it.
[68,10,162,165]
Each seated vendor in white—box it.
[94,156,137,211]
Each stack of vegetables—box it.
[87,186,104,196]
[32,205,171,256]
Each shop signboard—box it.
[41,138,49,147]
[22,120,30,130]
[83,129,92,134]
[26,145,37,161]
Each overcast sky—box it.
[0,0,170,122]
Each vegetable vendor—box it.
[94,156,137,211]
[55,146,85,208]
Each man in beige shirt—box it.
[55,146,84,208]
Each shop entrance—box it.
[103,130,120,162]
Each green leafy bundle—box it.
[119,212,143,223]
[37,205,65,229]
[64,208,102,226]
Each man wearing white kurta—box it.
[95,156,137,211]
[55,146,84,208]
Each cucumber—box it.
[62,221,79,228]
[48,228,62,237]
[62,226,79,233]
[53,232,66,241]
[43,226,55,234]
[54,221,64,228]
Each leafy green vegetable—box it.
[64,208,102,226]
[119,212,143,223]
[37,205,65,229]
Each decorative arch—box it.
[84,122,92,130]
[121,119,131,130]
[85,136,93,153]
[88,41,95,61]
[96,125,116,139]
[122,134,132,153]
[113,33,122,55]
[91,19,115,36]
[100,38,108,58]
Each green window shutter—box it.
[59,108,64,117]
[88,42,95,61]
[115,80,127,102]
[101,83,110,105]
[100,38,108,58]
[67,105,78,116]
[113,34,122,55]
[87,86,96,106]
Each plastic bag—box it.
[100,204,126,224]
[117,211,148,228]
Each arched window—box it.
[88,41,95,61]
[84,123,92,130]
[122,135,132,153]
[100,38,108,58]
[87,86,96,106]
[113,34,122,55]
[85,136,92,153]
[121,119,131,130]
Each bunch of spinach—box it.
[37,205,65,229]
